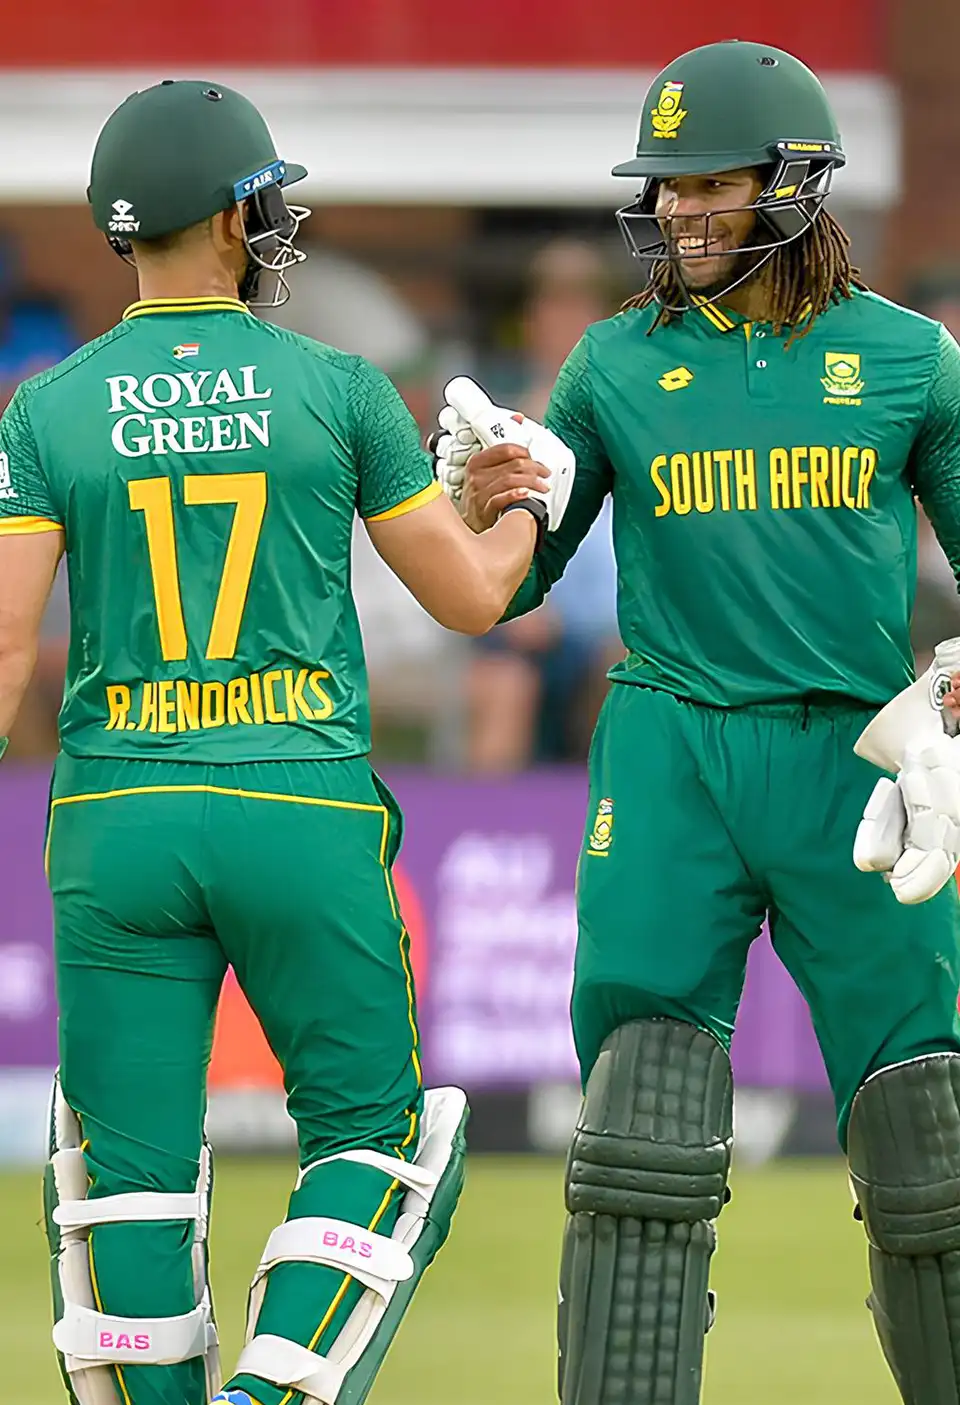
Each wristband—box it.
[500,496,547,552]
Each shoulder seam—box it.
[19,322,134,402]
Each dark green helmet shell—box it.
[88,79,307,241]
[613,39,844,180]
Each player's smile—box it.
[669,226,738,285]
[655,167,764,290]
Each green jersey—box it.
[0,295,440,760]
[509,288,960,708]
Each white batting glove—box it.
[431,405,481,507]
[854,639,960,904]
[442,377,576,530]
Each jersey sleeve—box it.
[502,334,614,620]
[0,384,62,536]
[350,357,443,521]
[911,324,960,584]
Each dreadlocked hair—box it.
[621,209,867,345]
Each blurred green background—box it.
[4,1155,899,1405]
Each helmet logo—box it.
[108,198,140,234]
[651,81,687,140]
[821,352,864,401]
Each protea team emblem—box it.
[587,797,614,856]
[651,81,688,139]
[821,352,864,400]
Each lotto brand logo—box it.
[323,1229,374,1259]
[99,1330,151,1351]
[658,366,694,392]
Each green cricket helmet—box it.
[612,40,845,291]
[88,79,310,307]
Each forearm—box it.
[366,494,539,635]
[438,510,539,634]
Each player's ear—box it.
[211,206,245,254]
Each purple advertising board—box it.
[0,768,57,1069]
[0,765,829,1092]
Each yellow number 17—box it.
[128,472,267,662]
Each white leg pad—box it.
[48,1075,222,1402]
[237,1086,467,1403]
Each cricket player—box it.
[0,81,571,1405]
[435,39,960,1405]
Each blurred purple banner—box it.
[0,765,828,1091]
[0,769,57,1067]
[391,770,829,1093]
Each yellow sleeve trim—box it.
[0,515,63,536]
[364,479,443,523]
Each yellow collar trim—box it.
[123,297,249,321]
[693,295,817,334]
[692,296,736,332]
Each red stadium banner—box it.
[2,0,885,72]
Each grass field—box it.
[2,1155,899,1405]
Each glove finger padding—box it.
[437,405,475,441]
[882,738,960,903]
[889,846,957,905]
[436,459,465,503]
[854,777,907,874]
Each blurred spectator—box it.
[1,234,78,758]
[266,246,467,764]
[466,240,622,772]
[0,235,78,412]
[907,271,960,668]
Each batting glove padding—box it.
[854,639,960,904]
[433,377,576,530]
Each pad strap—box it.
[254,1217,414,1297]
[53,1299,217,1368]
[54,1187,205,1231]
[297,1150,437,1197]
[236,1334,345,1404]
